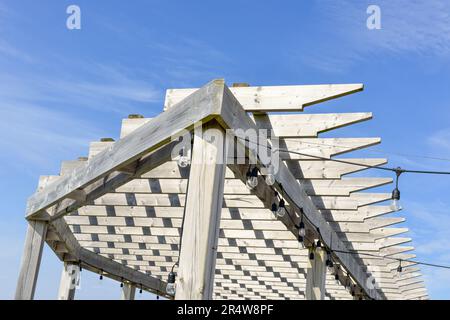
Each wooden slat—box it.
[140,158,388,180]
[113,177,391,196]
[252,113,372,137]
[165,83,364,112]
[278,138,381,160]
[285,158,388,179]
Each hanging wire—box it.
[235,136,450,175]
[280,138,450,164]
[273,185,450,271]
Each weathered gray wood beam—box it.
[15,220,48,300]
[57,262,79,300]
[306,247,327,300]
[51,217,168,297]
[176,121,227,300]
[121,283,136,300]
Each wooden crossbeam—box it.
[110,177,392,196]
[121,113,372,139]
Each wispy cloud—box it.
[0,100,104,174]
[404,200,450,298]
[428,128,450,155]
[299,0,450,72]
[0,39,34,63]
[0,61,161,113]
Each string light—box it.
[99,270,103,280]
[236,136,450,175]
[276,199,287,218]
[177,148,190,168]
[297,234,304,249]
[246,166,259,189]
[271,191,279,218]
[316,239,322,249]
[397,260,403,273]
[139,284,143,294]
[326,252,334,273]
[298,214,306,238]
[271,202,278,217]
[309,246,315,260]
[390,167,403,211]
[166,271,176,296]
[120,278,124,288]
[265,164,276,186]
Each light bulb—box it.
[177,156,190,168]
[298,236,304,249]
[265,164,276,186]
[246,167,259,189]
[265,173,275,186]
[166,271,176,296]
[166,282,176,296]
[276,207,286,218]
[276,199,286,218]
[390,199,402,211]
[246,176,258,189]
[271,203,278,218]
[326,260,334,274]
[397,261,403,273]
[298,221,306,237]
[390,187,401,211]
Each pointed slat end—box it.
[303,83,365,107]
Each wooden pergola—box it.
[15,79,428,300]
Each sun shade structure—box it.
[16,79,428,300]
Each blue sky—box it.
[1,0,450,299]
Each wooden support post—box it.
[57,262,79,300]
[15,220,48,300]
[121,283,136,300]
[175,121,227,300]
[306,247,327,300]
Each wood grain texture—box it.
[15,220,48,300]
[165,83,363,112]
[176,122,227,300]
[305,248,327,300]
[57,262,78,300]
